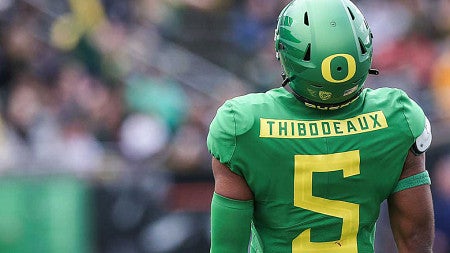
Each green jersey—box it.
[207,87,427,253]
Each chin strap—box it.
[281,72,290,87]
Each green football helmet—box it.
[275,0,375,108]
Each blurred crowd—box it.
[0,0,449,252]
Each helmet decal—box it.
[321,54,357,83]
[307,88,317,97]
[319,91,333,101]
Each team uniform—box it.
[208,0,434,252]
[207,87,431,252]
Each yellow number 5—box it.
[292,150,360,252]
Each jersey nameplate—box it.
[260,111,387,139]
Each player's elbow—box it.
[394,223,435,253]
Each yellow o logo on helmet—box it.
[321,54,356,83]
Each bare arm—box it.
[209,157,253,253]
[212,157,253,200]
[387,151,434,253]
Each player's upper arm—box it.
[210,157,253,253]
[212,157,253,201]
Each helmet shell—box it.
[275,0,373,105]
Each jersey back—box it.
[207,87,427,253]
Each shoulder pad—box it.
[411,117,432,155]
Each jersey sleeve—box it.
[207,101,237,165]
[207,99,254,175]
[397,89,432,153]
[390,90,432,194]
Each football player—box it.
[207,0,434,252]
